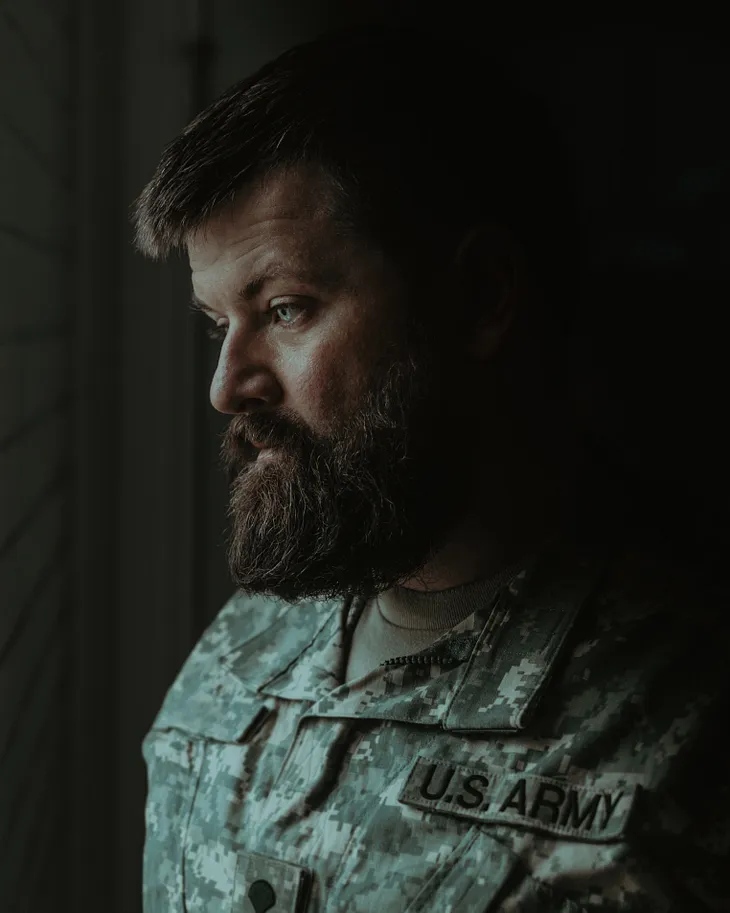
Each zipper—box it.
[378,581,513,670]
[381,653,461,667]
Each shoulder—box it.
[590,532,730,651]
[576,447,729,645]
[559,526,730,692]
[550,533,730,778]
[147,590,314,733]
[189,589,293,666]
[172,589,293,686]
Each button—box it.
[248,879,276,912]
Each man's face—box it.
[188,166,479,603]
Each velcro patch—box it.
[232,850,312,912]
[398,756,639,842]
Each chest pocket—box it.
[327,804,585,913]
[142,662,272,913]
[403,828,584,913]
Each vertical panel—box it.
[68,0,123,910]
[116,3,200,910]
[0,0,74,910]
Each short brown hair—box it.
[132,23,581,333]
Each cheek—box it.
[297,334,376,429]
[308,352,363,426]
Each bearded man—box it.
[133,24,729,913]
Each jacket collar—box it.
[219,541,609,733]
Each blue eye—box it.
[269,300,307,326]
[200,300,310,343]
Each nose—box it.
[209,332,281,414]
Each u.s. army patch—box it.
[232,850,312,912]
[399,756,639,842]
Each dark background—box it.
[0,3,727,911]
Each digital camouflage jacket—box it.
[142,538,729,912]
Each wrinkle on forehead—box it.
[185,164,406,321]
[187,165,346,268]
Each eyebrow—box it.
[190,263,347,313]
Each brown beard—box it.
[219,321,476,603]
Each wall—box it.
[0,1,74,910]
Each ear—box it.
[453,222,529,360]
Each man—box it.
[133,24,729,913]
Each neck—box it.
[401,387,586,592]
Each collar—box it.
[217,540,610,734]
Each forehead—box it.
[187,166,349,275]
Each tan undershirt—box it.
[344,564,521,682]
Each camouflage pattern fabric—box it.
[142,538,730,912]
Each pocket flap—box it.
[152,655,272,744]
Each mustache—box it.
[224,414,290,449]
[218,412,309,476]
